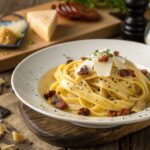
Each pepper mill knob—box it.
[122,0,148,42]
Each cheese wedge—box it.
[0,78,4,85]
[12,131,26,143]
[93,58,113,77]
[27,10,57,41]
[0,125,5,136]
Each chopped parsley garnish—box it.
[104,49,113,57]
[92,50,99,56]
[104,49,110,54]
[109,53,113,57]
[63,54,73,60]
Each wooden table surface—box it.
[0,0,150,150]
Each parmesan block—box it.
[27,10,57,41]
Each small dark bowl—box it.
[0,13,28,49]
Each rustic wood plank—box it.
[0,0,35,16]
[142,127,150,150]
[98,142,119,150]
[0,0,8,16]
[68,141,119,150]
[130,127,150,150]
[34,0,51,5]
[0,0,52,17]
[130,130,145,150]
[119,136,130,150]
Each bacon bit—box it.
[44,90,56,100]
[119,69,130,77]
[107,111,116,117]
[108,109,130,117]
[51,95,68,110]
[113,51,119,56]
[116,111,123,116]
[81,57,87,61]
[99,54,109,62]
[128,70,136,77]
[78,108,90,116]
[66,59,73,64]
[141,69,148,76]
[77,65,89,75]
[119,69,135,77]
[122,108,130,115]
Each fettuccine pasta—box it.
[43,49,150,117]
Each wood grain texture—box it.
[68,141,119,150]
[0,1,121,72]
[119,136,130,150]
[130,128,150,150]
[19,103,150,148]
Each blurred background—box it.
[1,0,150,22]
[0,0,51,16]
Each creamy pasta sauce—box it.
[39,67,57,96]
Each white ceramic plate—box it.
[11,39,150,128]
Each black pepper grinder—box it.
[122,0,148,42]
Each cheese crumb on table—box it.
[0,78,5,85]
[0,123,8,137]
[0,125,5,136]
[12,131,26,143]
[27,10,57,41]
[0,144,16,150]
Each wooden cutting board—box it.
[0,1,121,72]
[19,101,150,148]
